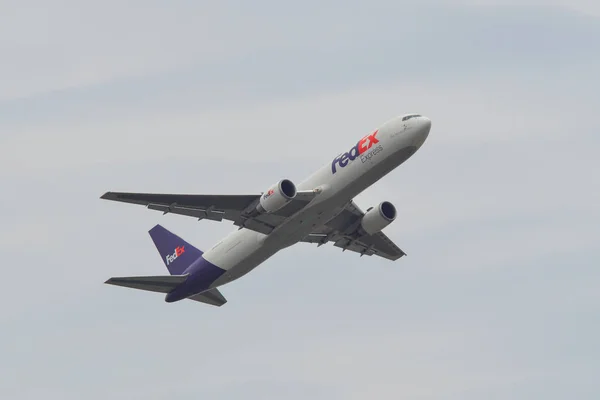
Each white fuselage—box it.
[203,114,431,288]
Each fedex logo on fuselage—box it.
[166,246,185,265]
[331,130,381,174]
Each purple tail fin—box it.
[148,224,203,275]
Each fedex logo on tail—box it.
[166,246,185,265]
[331,130,381,174]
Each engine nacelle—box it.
[360,201,397,235]
[256,179,297,213]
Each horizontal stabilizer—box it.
[188,288,227,306]
[105,275,187,294]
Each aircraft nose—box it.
[420,116,431,132]
[411,116,431,148]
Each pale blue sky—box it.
[1,1,599,399]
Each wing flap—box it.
[105,275,188,293]
[147,203,226,221]
[365,231,406,259]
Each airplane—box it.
[101,113,431,306]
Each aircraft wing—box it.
[100,191,314,235]
[301,200,406,261]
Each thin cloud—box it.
[1,3,599,400]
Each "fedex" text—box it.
[166,246,185,265]
[331,130,381,174]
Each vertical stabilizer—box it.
[148,224,203,275]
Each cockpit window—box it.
[402,114,421,121]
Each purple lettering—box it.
[339,152,350,167]
[348,144,359,160]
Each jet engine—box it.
[359,201,397,235]
[256,179,297,213]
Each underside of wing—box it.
[100,191,313,235]
[301,200,406,261]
